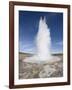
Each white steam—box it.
[36,17,51,60]
[23,17,60,63]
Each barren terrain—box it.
[19,52,63,79]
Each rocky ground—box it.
[19,55,63,79]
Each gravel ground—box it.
[19,56,63,79]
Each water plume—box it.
[23,17,60,63]
[36,17,51,60]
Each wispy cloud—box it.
[51,41,63,54]
[23,44,33,49]
[55,41,63,46]
[19,40,36,53]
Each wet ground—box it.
[19,54,63,79]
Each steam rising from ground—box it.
[23,17,60,63]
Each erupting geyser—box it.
[23,17,60,63]
[36,17,51,60]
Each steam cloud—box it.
[23,17,60,63]
[36,17,51,60]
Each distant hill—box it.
[19,52,33,60]
[52,53,63,56]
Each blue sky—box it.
[19,11,63,54]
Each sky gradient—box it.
[19,11,63,54]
